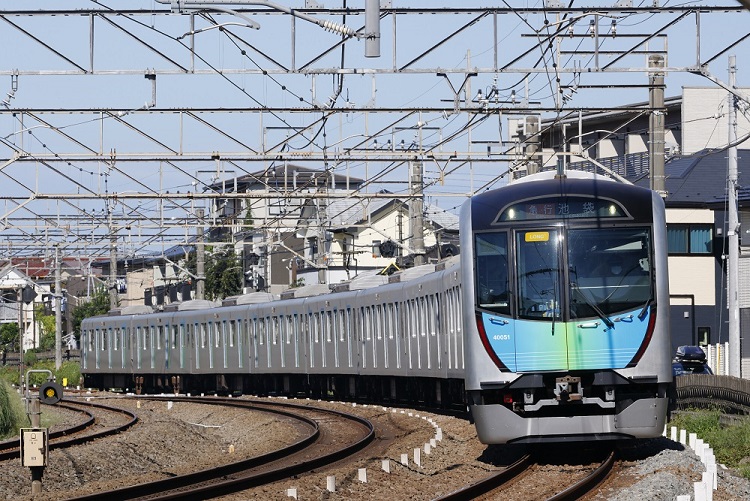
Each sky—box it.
[1,1,749,259]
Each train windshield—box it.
[567,227,652,318]
[474,227,652,320]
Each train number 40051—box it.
[492,334,511,341]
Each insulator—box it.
[322,20,354,36]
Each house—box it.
[209,164,459,293]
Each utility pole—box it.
[649,54,666,197]
[196,208,205,300]
[728,55,741,378]
[525,116,541,175]
[411,159,426,266]
[54,245,62,370]
[108,209,118,310]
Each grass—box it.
[0,378,28,440]
[669,408,750,480]
[0,360,81,388]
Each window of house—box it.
[372,240,381,257]
[667,224,713,254]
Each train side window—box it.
[365,306,372,341]
[228,320,235,348]
[313,313,320,343]
[259,318,266,346]
[326,311,333,343]
[375,305,383,340]
[286,316,293,344]
[272,316,279,345]
[143,327,149,351]
[338,310,345,343]
[171,325,178,349]
[113,328,120,351]
[474,232,510,315]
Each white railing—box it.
[704,342,730,376]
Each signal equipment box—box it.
[20,428,48,467]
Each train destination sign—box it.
[495,196,626,222]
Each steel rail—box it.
[67,396,374,501]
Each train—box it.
[81,169,672,444]
[81,257,467,408]
[461,170,672,443]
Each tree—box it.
[0,323,19,352]
[185,246,243,301]
[34,304,56,350]
[72,286,111,339]
[205,248,243,301]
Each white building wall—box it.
[668,256,716,306]
[665,207,714,224]
[682,87,750,154]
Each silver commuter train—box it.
[81,258,466,407]
[460,170,672,443]
[81,169,672,444]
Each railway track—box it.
[66,395,375,500]
[437,447,616,501]
[0,399,138,462]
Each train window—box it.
[143,327,149,351]
[326,311,333,343]
[313,313,320,343]
[215,322,221,348]
[171,325,178,349]
[113,328,120,351]
[229,321,235,348]
[376,305,383,340]
[156,326,162,350]
[285,316,292,344]
[338,310,345,343]
[89,329,96,351]
[272,316,279,345]
[102,329,108,351]
[474,232,510,315]
[516,229,562,321]
[258,318,265,346]
[568,227,652,317]
[200,323,206,349]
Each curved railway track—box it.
[437,447,616,501]
[0,399,138,462]
[67,396,375,500]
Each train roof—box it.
[468,169,656,229]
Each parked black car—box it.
[672,345,713,376]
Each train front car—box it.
[460,170,672,444]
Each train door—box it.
[513,228,567,371]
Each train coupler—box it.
[554,375,582,402]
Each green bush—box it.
[670,409,750,480]
[23,350,37,366]
[56,361,81,387]
[0,379,27,439]
[0,365,20,386]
